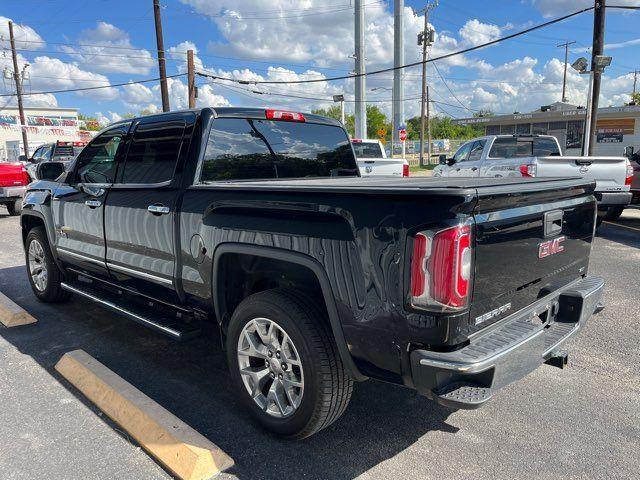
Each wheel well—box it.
[217,252,329,330]
[21,215,45,244]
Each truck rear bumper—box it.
[410,276,604,409]
[0,186,27,203]
[595,191,632,206]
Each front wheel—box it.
[226,288,353,439]
[25,227,70,303]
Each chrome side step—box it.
[61,282,200,341]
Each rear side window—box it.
[200,118,357,182]
[120,121,184,184]
[489,137,560,158]
[352,142,383,158]
[533,137,561,156]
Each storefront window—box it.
[500,124,516,134]
[516,123,531,134]
[532,122,548,134]
[567,120,584,149]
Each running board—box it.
[60,282,200,341]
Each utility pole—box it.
[630,70,639,97]
[557,40,576,103]
[587,0,605,155]
[354,0,367,139]
[8,21,29,159]
[392,0,404,149]
[418,2,437,166]
[153,0,170,112]
[187,49,196,108]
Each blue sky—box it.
[2,0,639,124]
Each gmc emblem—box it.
[539,236,566,258]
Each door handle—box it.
[455,168,461,171]
[471,167,478,171]
[85,199,101,208]
[147,204,170,215]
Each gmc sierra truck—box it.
[21,107,604,439]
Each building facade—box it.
[453,102,640,156]
[0,106,93,162]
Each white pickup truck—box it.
[433,134,633,220]
[351,139,409,177]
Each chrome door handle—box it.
[85,199,101,208]
[471,167,478,171]
[147,204,170,215]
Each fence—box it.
[388,139,466,166]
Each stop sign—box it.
[399,129,407,142]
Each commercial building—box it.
[0,106,93,161]
[453,102,640,156]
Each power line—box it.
[0,73,186,98]
[195,6,595,86]
[429,58,474,113]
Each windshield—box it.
[201,119,358,182]
[489,137,561,158]
[351,142,384,158]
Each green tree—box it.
[405,115,483,140]
[311,105,355,137]
[365,104,391,141]
[631,92,640,105]
[77,113,101,131]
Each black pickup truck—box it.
[21,107,604,439]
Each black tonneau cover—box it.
[198,176,595,196]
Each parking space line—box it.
[55,350,234,480]
[0,291,37,327]
[604,221,640,233]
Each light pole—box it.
[572,55,612,156]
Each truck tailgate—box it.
[536,155,629,192]
[357,158,405,177]
[470,179,596,331]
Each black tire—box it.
[6,199,21,216]
[226,288,353,439]
[604,206,624,221]
[24,227,70,303]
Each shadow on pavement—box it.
[0,264,457,480]
[598,214,640,250]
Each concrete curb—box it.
[0,291,37,327]
[55,350,234,480]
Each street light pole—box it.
[418,2,437,167]
[557,40,576,103]
[587,0,606,155]
[8,21,29,159]
[582,71,595,156]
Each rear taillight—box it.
[21,166,30,185]
[265,109,305,122]
[519,164,537,177]
[410,224,473,312]
[625,159,633,186]
[402,164,409,177]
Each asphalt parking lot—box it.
[0,207,639,480]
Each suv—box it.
[21,108,604,438]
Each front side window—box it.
[41,146,53,161]
[120,120,184,184]
[453,142,473,162]
[467,140,486,161]
[75,125,128,184]
[200,118,357,182]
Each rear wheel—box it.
[25,227,70,303]
[226,288,353,439]
[6,199,21,216]
[604,206,624,221]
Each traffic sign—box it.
[399,129,407,142]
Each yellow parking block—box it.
[55,350,234,480]
[0,291,37,327]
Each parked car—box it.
[25,141,87,180]
[21,107,604,439]
[0,162,30,216]
[351,138,409,177]
[433,134,632,223]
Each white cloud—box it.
[61,22,156,75]
[458,19,502,46]
[0,16,44,50]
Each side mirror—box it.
[447,158,456,166]
[18,155,28,162]
[624,146,634,158]
[438,154,447,165]
[36,161,66,181]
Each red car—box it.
[0,162,30,216]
